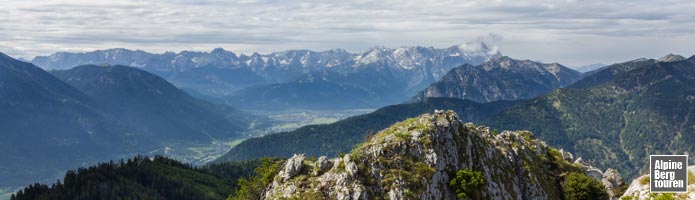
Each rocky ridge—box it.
[261,110,605,199]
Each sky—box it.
[1,0,694,66]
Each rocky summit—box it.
[261,110,608,200]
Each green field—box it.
[145,138,248,166]
[268,117,339,132]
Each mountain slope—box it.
[261,111,607,199]
[0,53,146,188]
[484,56,695,179]
[51,65,252,141]
[216,98,519,162]
[413,56,581,102]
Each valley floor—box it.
[245,109,375,136]
[150,109,375,166]
[149,138,248,166]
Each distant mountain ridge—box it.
[31,43,501,109]
[572,63,606,73]
[412,56,581,102]
[51,65,251,141]
[32,43,499,76]
[567,58,657,89]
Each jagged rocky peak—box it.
[602,169,625,199]
[484,55,515,68]
[210,47,238,58]
[481,56,567,73]
[354,42,500,68]
[262,110,606,200]
[657,53,686,62]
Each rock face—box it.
[573,157,626,200]
[314,156,332,176]
[621,166,695,200]
[602,169,625,199]
[262,110,594,199]
[279,154,306,182]
[413,56,581,103]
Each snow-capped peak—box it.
[32,42,502,72]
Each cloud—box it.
[1,0,694,65]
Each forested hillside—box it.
[10,156,279,200]
[485,57,695,179]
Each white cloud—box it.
[0,0,694,66]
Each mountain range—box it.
[217,54,695,181]
[217,56,584,162]
[31,43,501,110]
[0,53,261,189]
